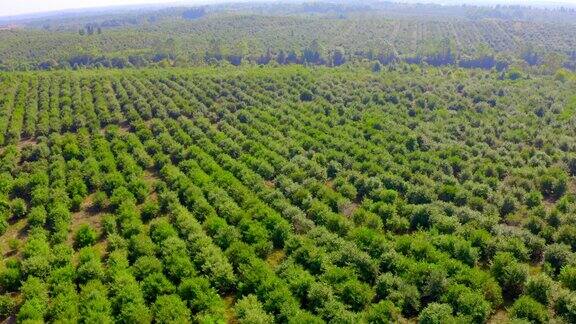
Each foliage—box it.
[234,294,274,324]
[418,303,455,324]
[74,224,98,248]
[152,294,191,324]
[0,65,574,322]
[509,296,548,324]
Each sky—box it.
[1,0,576,17]
[0,0,210,17]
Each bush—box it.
[407,186,434,205]
[127,177,149,203]
[141,272,175,303]
[234,294,274,324]
[110,273,151,323]
[555,290,576,323]
[141,200,161,221]
[178,277,225,317]
[300,90,313,102]
[506,68,523,80]
[307,282,335,312]
[129,233,156,261]
[28,206,47,227]
[539,168,567,199]
[560,266,576,291]
[149,218,178,243]
[109,186,136,210]
[526,274,553,305]
[525,191,543,208]
[18,277,49,322]
[375,273,420,316]
[443,285,491,323]
[92,191,108,210]
[491,252,528,299]
[71,194,84,212]
[509,296,548,324]
[49,287,80,322]
[438,184,458,202]
[0,215,7,236]
[419,303,454,324]
[0,294,16,318]
[0,259,22,292]
[10,198,27,219]
[407,263,448,301]
[410,206,435,230]
[79,280,112,323]
[102,172,125,195]
[557,225,576,250]
[76,247,104,283]
[340,280,375,311]
[21,237,51,279]
[101,214,117,236]
[74,224,98,248]
[153,294,191,324]
[544,243,573,275]
[17,298,47,322]
[132,256,163,280]
[363,300,399,323]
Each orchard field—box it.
[0,65,575,323]
[1,2,575,71]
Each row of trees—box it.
[0,66,576,322]
[27,44,566,71]
[1,10,575,71]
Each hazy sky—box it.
[0,0,209,17]
[1,0,576,17]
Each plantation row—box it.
[1,66,576,322]
[1,13,575,71]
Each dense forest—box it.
[0,1,575,71]
[1,0,576,323]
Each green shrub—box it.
[509,296,548,324]
[375,273,420,316]
[79,280,112,323]
[17,298,47,322]
[153,294,191,324]
[0,294,16,318]
[339,280,374,311]
[132,256,163,280]
[526,274,553,305]
[0,215,8,236]
[141,272,175,303]
[92,191,108,210]
[10,198,27,219]
[74,224,98,248]
[0,259,22,292]
[141,200,161,221]
[28,206,47,227]
[364,300,399,323]
[555,290,576,323]
[419,303,454,324]
[178,277,225,317]
[109,186,136,210]
[491,252,528,298]
[442,284,491,323]
[234,294,274,324]
[110,272,151,323]
[300,90,313,102]
[544,243,573,275]
[539,168,567,199]
[76,247,104,283]
[560,266,576,291]
[101,214,116,236]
